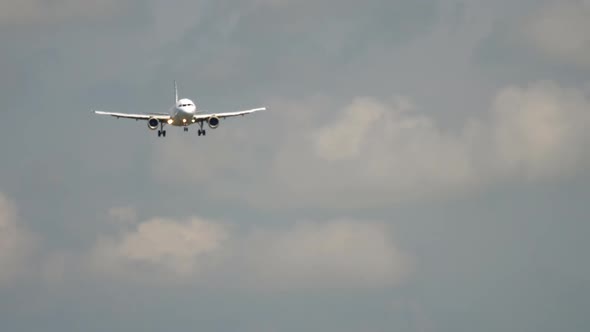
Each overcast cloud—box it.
[1,0,589,331]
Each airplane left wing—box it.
[93,110,171,121]
[192,107,267,121]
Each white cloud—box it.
[271,95,479,207]
[313,97,398,161]
[521,0,590,68]
[240,220,412,290]
[88,214,411,289]
[491,80,590,179]
[0,192,37,284]
[92,217,228,278]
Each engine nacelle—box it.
[147,117,159,130]
[208,116,220,129]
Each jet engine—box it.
[208,116,220,129]
[147,117,159,130]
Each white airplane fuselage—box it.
[168,98,197,126]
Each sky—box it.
[1,0,589,331]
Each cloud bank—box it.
[88,215,411,290]
[153,80,590,209]
[521,0,590,68]
[0,193,37,284]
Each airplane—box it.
[92,81,267,137]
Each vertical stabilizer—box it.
[174,80,178,103]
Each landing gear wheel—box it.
[158,130,161,137]
[184,127,188,132]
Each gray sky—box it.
[1,0,590,331]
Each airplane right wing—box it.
[93,110,171,121]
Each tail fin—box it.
[174,80,178,103]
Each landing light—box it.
[182,119,187,123]
[167,119,173,124]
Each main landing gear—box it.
[197,121,206,136]
[183,124,205,135]
[155,122,206,137]
[157,122,166,137]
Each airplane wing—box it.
[192,107,267,121]
[93,110,170,120]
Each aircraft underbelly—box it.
[171,109,194,126]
